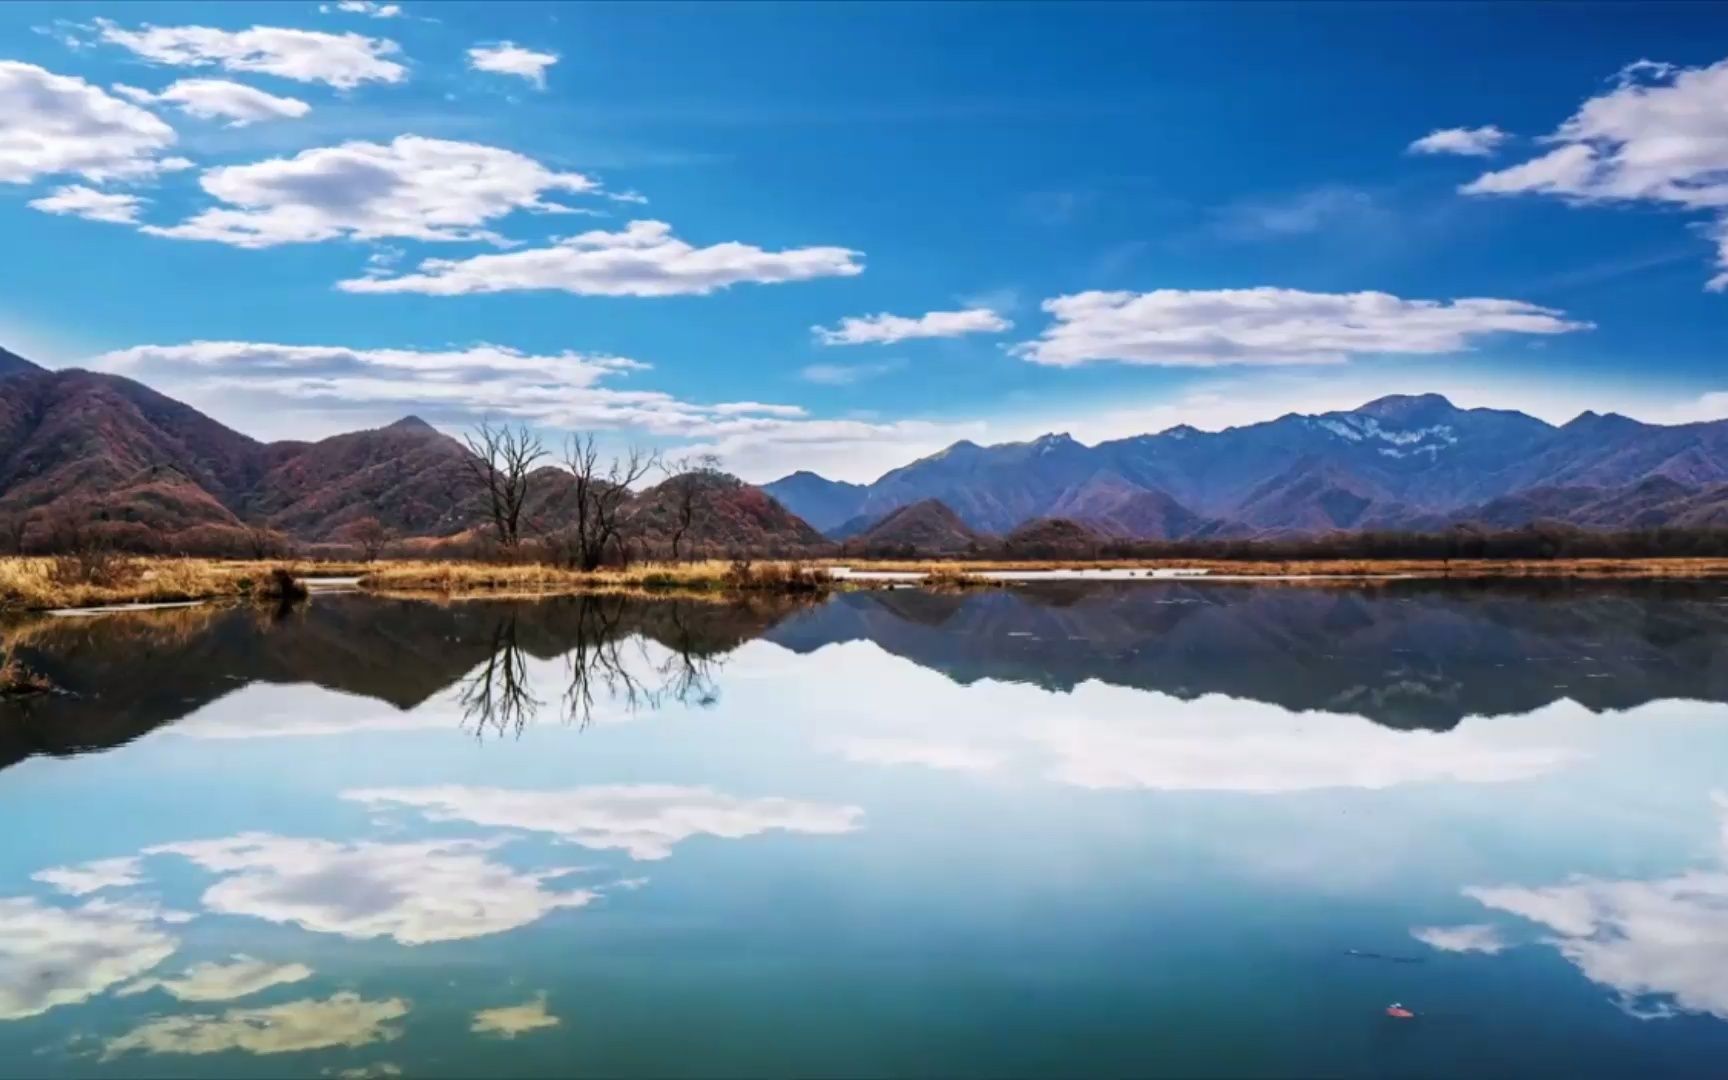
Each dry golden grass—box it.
[356,558,834,596]
[7,553,1728,613]
[2,557,246,612]
[919,566,1000,591]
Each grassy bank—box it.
[0,556,835,612]
[6,554,1728,613]
[355,559,833,596]
[0,557,357,613]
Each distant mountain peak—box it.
[1562,409,1640,430]
[0,346,43,378]
[385,415,437,434]
[1353,392,1458,419]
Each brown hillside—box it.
[625,472,828,557]
[1001,517,1107,557]
[850,499,983,555]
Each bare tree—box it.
[463,421,546,550]
[660,453,723,562]
[562,434,659,571]
[347,517,391,562]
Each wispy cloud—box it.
[1408,125,1511,157]
[90,18,406,89]
[113,79,310,127]
[1012,287,1590,367]
[1456,55,1728,289]
[342,219,864,297]
[813,308,1011,346]
[1208,185,1391,242]
[800,359,907,385]
[467,42,559,90]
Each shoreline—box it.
[4,555,1728,614]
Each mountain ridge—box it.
[765,393,1728,540]
[0,348,822,553]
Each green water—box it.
[3,581,1728,1077]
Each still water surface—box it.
[3,581,1728,1077]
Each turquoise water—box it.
[3,582,1728,1077]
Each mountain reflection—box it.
[770,580,1728,729]
[0,593,792,769]
[4,579,1728,771]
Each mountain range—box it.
[0,346,821,554]
[767,393,1728,539]
[8,341,1728,551]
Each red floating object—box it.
[1386,1004,1416,1019]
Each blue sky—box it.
[2,1,1726,481]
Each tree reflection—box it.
[458,615,541,739]
[458,595,730,739]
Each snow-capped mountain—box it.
[764,394,1728,538]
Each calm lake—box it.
[4,581,1728,1077]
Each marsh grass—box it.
[919,567,1000,591]
[6,554,1728,613]
[357,558,835,596]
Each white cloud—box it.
[93,19,405,89]
[710,401,807,418]
[28,184,147,224]
[1460,55,1728,289]
[835,737,1003,773]
[1407,125,1510,157]
[690,416,988,485]
[813,308,1011,346]
[467,42,559,90]
[0,61,179,184]
[332,1,403,17]
[800,359,907,386]
[471,994,560,1038]
[103,993,407,1060]
[147,833,596,944]
[1411,923,1508,954]
[31,856,146,896]
[119,954,313,1002]
[86,339,817,437]
[340,219,864,296]
[1010,287,1589,367]
[1029,691,1578,792]
[114,79,310,127]
[144,135,596,248]
[344,784,865,861]
[0,896,177,1020]
[1463,797,1728,1019]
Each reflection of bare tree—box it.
[459,596,727,737]
[657,603,722,709]
[458,615,541,739]
[562,594,655,728]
